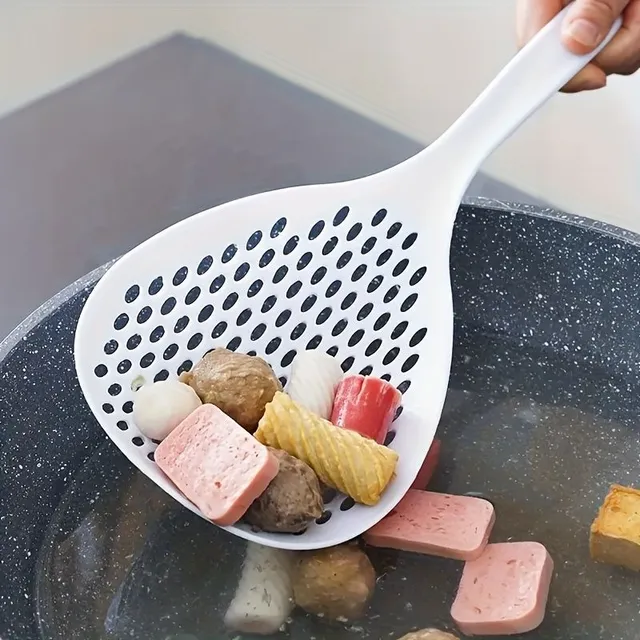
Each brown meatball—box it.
[181,348,281,432]
[293,545,375,620]
[244,448,324,533]
[396,631,459,640]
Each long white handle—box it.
[434,4,621,176]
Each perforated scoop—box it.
[74,6,620,550]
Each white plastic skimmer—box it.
[74,5,621,550]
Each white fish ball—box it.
[132,380,202,440]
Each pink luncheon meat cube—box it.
[410,439,441,490]
[155,404,279,526]
[451,542,554,636]
[364,490,495,561]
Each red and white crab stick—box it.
[330,374,402,444]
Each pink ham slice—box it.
[155,404,279,526]
[451,542,554,636]
[330,375,402,444]
[363,490,495,561]
[410,439,441,490]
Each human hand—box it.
[516,0,640,92]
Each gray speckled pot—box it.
[2,199,640,640]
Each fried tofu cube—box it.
[590,484,640,571]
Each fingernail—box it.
[565,18,601,48]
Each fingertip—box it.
[561,68,607,93]
[561,63,607,92]
[561,81,606,93]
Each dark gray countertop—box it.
[0,33,544,340]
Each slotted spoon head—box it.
[74,175,453,551]
[74,4,620,550]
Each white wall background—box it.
[2,1,639,231]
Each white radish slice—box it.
[286,350,343,419]
[224,542,295,635]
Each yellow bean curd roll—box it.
[255,392,399,506]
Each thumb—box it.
[562,0,629,53]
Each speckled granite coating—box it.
[2,200,640,639]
